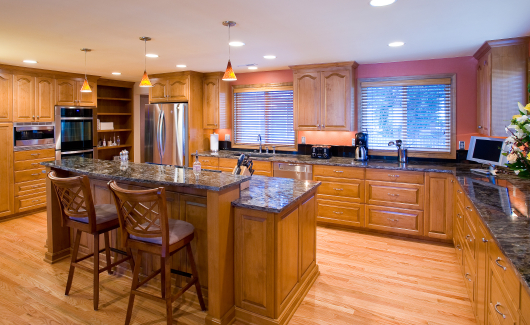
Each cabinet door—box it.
[77,80,97,106]
[476,222,489,325]
[167,76,189,101]
[203,77,219,129]
[299,195,316,280]
[56,79,76,106]
[36,77,55,121]
[477,53,492,135]
[321,69,351,131]
[293,72,321,130]
[13,74,36,122]
[424,173,454,240]
[149,78,167,102]
[0,73,13,122]
[0,123,14,218]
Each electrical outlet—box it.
[301,136,306,144]
[352,138,355,146]
[225,134,230,141]
[459,141,465,149]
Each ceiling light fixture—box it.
[139,37,153,87]
[80,48,92,93]
[222,21,237,81]
[370,0,396,6]
[23,60,37,64]
[146,54,159,58]
[176,64,186,68]
[248,66,258,70]
[263,55,276,59]
[229,41,245,47]
[112,72,121,75]
[388,41,405,47]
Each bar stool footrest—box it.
[171,269,192,278]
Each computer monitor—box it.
[467,136,508,167]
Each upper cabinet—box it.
[36,77,55,122]
[474,37,529,136]
[0,73,13,122]
[13,74,35,122]
[203,72,231,129]
[149,75,189,103]
[290,62,357,131]
[56,78,97,107]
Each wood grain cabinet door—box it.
[56,79,76,106]
[203,76,219,129]
[77,80,97,106]
[294,72,321,130]
[36,77,55,121]
[299,195,316,280]
[167,76,189,101]
[0,123,14,217]
[149,78,168,102]
[424,173,454,240]
[0,73,13,122]
[321,69,351,131]
[13,74,36,122]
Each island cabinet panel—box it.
[36,77,55,121]
[321,69,351,131]
[277,207,300,314]
[365,205,423,236]
[317,200,363,228]
[0,73,13,121]
[299,195,316,280]
[0,124,14,218]
[365,180,424,210]
[293,72,321,130]
[424,172,454,240]
[13,74,36,122]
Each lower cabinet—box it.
[365,205,423,236]
[317,199,363,227]
[0,123,14,218]
[424,172,453,240]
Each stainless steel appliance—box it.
[14,123,55,148]
[311,145,332,159]
[273,162,313,180]
[144,103,188,167]
[355,132,368,161]
[55,106,94,160]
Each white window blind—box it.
[360,78,453,153]
[233,85,295,147]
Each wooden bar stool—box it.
[48,171,134,310]
[107,181,206,325]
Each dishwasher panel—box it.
[273,162,313,180]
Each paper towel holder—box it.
[210,133,219,153]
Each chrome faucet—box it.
[388,139,407,163]
[257,134,262,153]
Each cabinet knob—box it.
[37,116,39,119]
[478,125,483,129]
[482,238,488,243]
[33,115,35,119]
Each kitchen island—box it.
[41,158,320,325]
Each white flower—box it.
[513,146,521,152]
[507,153,518,163]
[517,115,529,123]
[524,124,530,133]
[505,136,516,145]
[518,102,527,114]
[515,170,520,175]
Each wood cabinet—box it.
[12,148,51,214]
[474,37,529,136]
[56,78,97,106]
[424,172,454,240]
[13,74,35,122]
[149,75,189,103]
[0,124,14,218]
[291,62,357,131]
[36,77,55,121]
[476,221,490,325]
[203,72,231,129]
[0,73,13,121]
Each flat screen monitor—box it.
[467,136,508,167]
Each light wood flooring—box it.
[0,212,475,325]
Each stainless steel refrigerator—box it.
[144,103,188,167]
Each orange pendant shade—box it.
[222,60,237,81]
[80,78,92,92]
[139,70,153,87]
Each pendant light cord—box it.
[144,40,147,71]
[84,50,87,79]
[228,25,231,60]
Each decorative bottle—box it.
[193,150,201,176]
[116,135,120,146]
[102,136,106,147]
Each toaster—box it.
[311,145,332,159]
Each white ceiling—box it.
[1,0,529,81]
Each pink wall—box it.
[216,56,480,149]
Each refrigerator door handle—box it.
[159,110,166,159]
[156,110,162,162]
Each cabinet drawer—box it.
[15,179,46,197]
[252,160,272,172]
[455,184,465,207]
[219,158,237,168]
[253,170,272,177]
[219,167,234,173]
[317,200,363,228]
[14,148,55,161]
[366,169,424,184]
[14,157,51,171]
[489,242,520,310]
[489,267,518,325]
[198,156,218,167]
[521,287,530,325]
[463,196,478,226]
[463,250,476,308]
[313,165,364,179]
[314,176,364,203]
[15,193,47,213]
[454,226,464,268]
[365,181,423,210]
[365,205,423,236]
[15,168,46,183]
[463,214,477,261]
[455,199,465,234]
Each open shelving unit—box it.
[95,79,135,161]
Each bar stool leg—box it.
[65,229,82,296]
[104,232,113,275]
[125,251,142,325]
[186,244,206,311]
[161,256,166,299]
[127,247,135,271]
[93,234,100,310]
[164,256,173,325]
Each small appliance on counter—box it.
[311,145,332,159]
[354,132,368,161]
[210,133,219,152]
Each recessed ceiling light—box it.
[146,54,159,58]
[370,0,396,6]
[176,64,186,68]
[229,41,245,47]
[112,72,121,75]
[23,60,37,64]
[263,55,276,59]
[388,41,405,47]
[248,66,258,70]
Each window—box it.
[233,83,295,148]
[359,75,455,158]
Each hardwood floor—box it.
[0,212,475,324]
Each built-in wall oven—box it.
[14,123,55,148]
[55,106,94,160]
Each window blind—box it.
[233,87,295,147]
[360,79,452,152]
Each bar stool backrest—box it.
[48,171,97,232]
[107,181,170,251]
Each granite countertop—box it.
[41,157,250,191]
[232,176,321,213]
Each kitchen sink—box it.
[232,152,276,158]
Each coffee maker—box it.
[355,132,368,161]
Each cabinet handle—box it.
[450,179,454,183]
[494,303,506,319]
[33,115,35,119]
[387,174,400,178]
[31,153,39,156]
[32,199,40,203]
[203,160,209,162]
[31,163,39,166]
[37,116,39,119]
[387,218,399,222]
[317,124,320,127]
[387,193,399,197]
[457,190,462,194]
[31,173,39,176]
[457,214,462,219]
[478,125,483,129]
[464,273,472,282]
[495,257,507,271]
[31,186,39,189]
[466,206,473,212]
[333,188,344,191]
[482,238,488,243]
[334,170,343,173]
[456,244,462,251]
[333,211,343,215]
[465,235,472,242]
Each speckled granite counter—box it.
[41,157,250,191]
[232,176,321,213]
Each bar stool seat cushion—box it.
[69,204,118,224]
[130,219,194,245]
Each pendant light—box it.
[139,36,153,87]
[222,21,237,81]
[80,48,92,93]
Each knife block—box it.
[234,166,251,190]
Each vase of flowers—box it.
[504,102,530,177]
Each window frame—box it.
[356,73,457,159]
[231,82,297,151]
